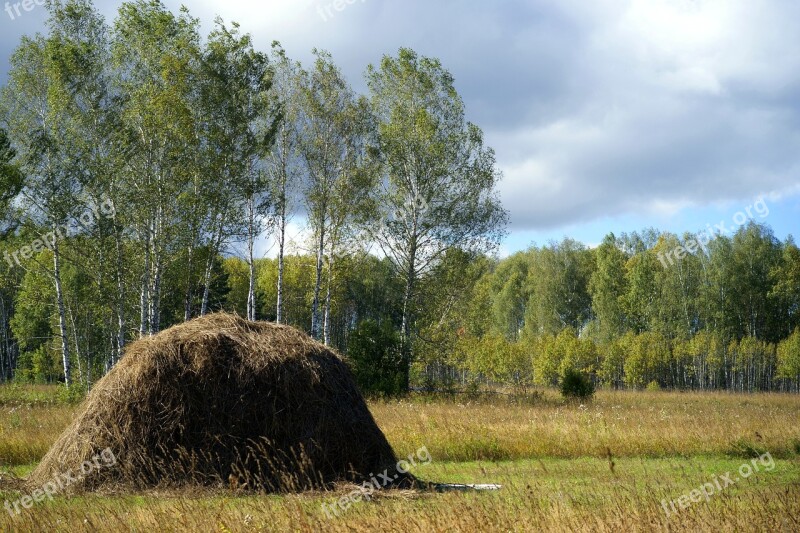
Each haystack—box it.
[28,313,411,492]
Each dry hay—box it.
[27,313,413,493]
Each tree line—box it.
[445,225,800,393]
[1,1,797,394]
[0,0,505,390]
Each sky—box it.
[2,0,799,257]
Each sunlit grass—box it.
[1,385,799,531]
[374,389,800,461]
[0,404,77,466]
[1,458,798,532]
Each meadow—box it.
[1,386,799,532]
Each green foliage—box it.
[524,240,594,337]
[455,333,531,388]
[56,382,88,404]
[598,335,628,389]
[727,437,768,459]
[366,47,508,384]
[222,257,251,316]
[489,253,528,340]
[9,258,53,355]
[529,329,595,387]
[589,234,628,342]
[622,250,660,334]
[0,0,797,396]
[623,331,670,389]
[256,254,316,329]
[531,333,559,387]
[0,128,23,236]
[346,320,406,396]
[777,329,800,380]
[770,239,800,335]
[560,368,595,401]
[14,346,61,384]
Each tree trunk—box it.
[200,257,213,317]
[276,194,287,324]
[183,238,195,322]
[311,222,326,340]
[400,262,416,392]
[247,196,257,321]
[53,236,71,388]
[150,254,163,334]
[0,295,7,382]
[139,220,151,337]
[115,227,125,365]
[201,216,223,317]
[149,213,163,334]
[323,253,334,346]
[69,306,83,389]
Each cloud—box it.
[490,0,800,229]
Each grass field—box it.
[1,386,799,532]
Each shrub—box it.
[346,319,407,396]
[646,380,661,392]
[560,368,595,401]
[57,383,89,404]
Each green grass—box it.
[2,457,798,532]
[0,384,66,406]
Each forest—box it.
[1,0,799,395]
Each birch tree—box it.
[266,44,302,325]
[295,50,372,341]
[0,129,22,382]
[366,48,507,388]
[111,0,201,335]
[1,34,82,386]
[196,20,275,318]
[46,0,127,368]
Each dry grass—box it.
[2,385,799,531]
[0,384,81,466]
[1,458,798,532]
[3,388,799,467]
[373,390,800,461]
[0,404,77,466]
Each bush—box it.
[346,320,407,396]
[560,368,595,401]
[646,380,661,392]
[57,383,89,404]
